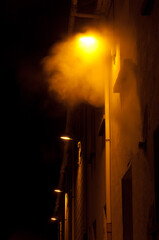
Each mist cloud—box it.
[42,30,112,107]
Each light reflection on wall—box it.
[65,193,68,240]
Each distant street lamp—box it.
[60,136,73,141]
[50,216,63,240]
[50,217,57,221]
[54,189,63,193]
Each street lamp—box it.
[79,36,95,45]
[75,32,106,60]
[60,136,73,141]
[78,36,98,53]
[50,216,63,240]
[54,189,63,193]
[51,217,58,221]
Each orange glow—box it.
[79,36,95,45]
[76,33,106,61]
[78,36,98,54]
[51,217,57,221]
[60,136,73,141]
[43,29,112,107]
[54,189,62,193]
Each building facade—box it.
[54,0,159,240]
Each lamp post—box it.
[53,187,65,240]
[59,133,76,240]
[50,217,63,240]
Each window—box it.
[140,0,154,15]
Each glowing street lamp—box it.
[51,217,57,221]
[76,33,106,61]
[79,36,95,45]
[60,136,73,141]
[78,36,98,53]
[54,189,62,193]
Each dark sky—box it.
[3,0,71,239]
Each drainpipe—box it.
[105,55,112,240]
[71,139,75,240]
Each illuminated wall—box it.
[58,1,159,240]
[110,1,159,240]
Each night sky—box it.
[3,0,71,239]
